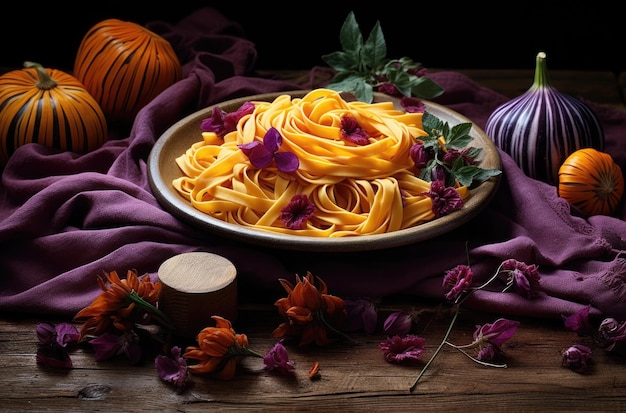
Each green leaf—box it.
[361,21,387,70]
[339,11,363,54]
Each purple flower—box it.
[238,127,299,172]
[344,297,379,334]
[383,311,413,336]
[36,322,79,348]
[423,180,464,218]
[201,102,255,137]
[442,147,475,166]
[263,342,295,376]
[35,322,79,369]
[280,193,316,229]
[379,334,426,364]
[400,96,425,113]
[500,259,541,299]
[409,142,430,169]
[155,346,190,392]
[562,305,595,336]
[472,318,520,361]
[340,115,370,145]
[442,264,473,302]
[562,344,592,373]
[89,331,142,364]
[377,82,400,97]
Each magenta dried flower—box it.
[89,331,142,364]
[155,346,190,391]
[472,318,520,359]
[263,341,296,376]
[410,142,430,169]
[400,96,425,113]
[35,322,79,369]
[598,318,626,351]
[442,264,473,302]
[562,344,592,373]
[379,334,425,365]
[562,305,595,336]
[340,115,370,145]
[280,193,316,229]
[383,311,413,336]
[499,259,541,299]
[201,102,255,137]
[423,180,464,218]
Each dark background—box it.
[1,2,623,74]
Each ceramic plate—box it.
[148,90,501,252]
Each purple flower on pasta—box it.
[263,341,296,376]
[280,194,316,229]
[155,346,190,392]
[238,127,299,173]
[379,334,426,364]
[442,264,473,302]
[500,259,541,299]
[383,311,413,336]
[201,102,255,137]
[410,142,430,169]
[345,297,379,334]
[442,147,475,166]
[422,180,464,218]
[340,115,370,145]
[400,96,425,113]
[472,318,519,361]
[562,344,592,373]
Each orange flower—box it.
[73,269,163,340]
[183,315,262,380]
[272,272,348,346]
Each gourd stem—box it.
[532,51,550,90]
[23,61,57,90]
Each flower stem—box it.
[445,341,508,368]
[409,305,460,392]
[319,313,358,345]
[127,290,176,332]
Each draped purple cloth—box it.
[2,7,626,322]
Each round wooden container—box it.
[157,252,238,339]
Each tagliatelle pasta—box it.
[173,89,469,237]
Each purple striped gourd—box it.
[485,52,604,185]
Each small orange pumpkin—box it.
[558,148,624,216]
[73,18,183,124]
[0,61,108,166]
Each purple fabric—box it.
[2,8,626,322]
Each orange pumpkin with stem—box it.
[558,148,624,216]
[0,61,108,166]
[73,18,182,124]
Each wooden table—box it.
[2,69,626,413]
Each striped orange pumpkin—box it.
[558,148,624,216]
[73,18,183,124]
[0,62,108,166]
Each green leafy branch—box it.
[321,11,444,103]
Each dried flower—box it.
[410,253,533,392]
[73,269,172,340]
[155,346,190,392]
[272,272,350,346]
[280,194,316,229]
[238,126,299,172]
[383,311,413,336]
[344,297,379,334]
[89,330,142,364]
[499,259,541,298]
[379,335,426,364]
[423,180,464,218]
[308,361,321,379]
[400,96,425,113]
[562,306,626,354]
[263,341,295,376]
[340,115,370,145]
[562,305,594,336]
[35,322,79,369]
[562,344,592,373]
[201,101,254,137]
[183,315,262,380]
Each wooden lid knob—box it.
[157,252,238,338]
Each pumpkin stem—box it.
[530,51,551,91]
[23,61,57,90]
